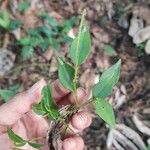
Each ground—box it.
[0,0,150,149]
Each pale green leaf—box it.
[70,30,91,65]
[28,142,44,148]
[58,57,75,91]
[0,89,15,102]
[0,10,10,29]
[104,44,117,56]
[95,98,115,128]
[93,59,121,98]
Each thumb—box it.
[0,79,46,125]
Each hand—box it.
[0,79,92,150]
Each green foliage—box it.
[32,85,60,120]
[28,142,44,148]
[21,46,34,60]
[95,98,115,128]
[70,10,91,65]
[93,60,121,98]
[114,4,125,20]
[18,0,30,12]
[19,14,78,59]
[9,19,22,30]
[104,44,117,56]
[0,90,15,102]
[0,9,10,30]
[7,129,43,149]
[7,128,26,147]
[70,30,91,65]
[8,10,122,148]
[0,84,22,102]
[147,144,150,150]
[58,57,75,92]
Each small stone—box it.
[133,26,150,44]
[145,39,150,54]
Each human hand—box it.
[0,79,92,150]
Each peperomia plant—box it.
[7,9,121,149]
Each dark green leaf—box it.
[28,142,44,148]
[58,57,75,92]
[104,44,117,56]
[10,19,22,30]
[93,59,121,98]
[7,129,26,144]
[18,0,30,12]
[0,89,15,102]
[95,98,115,128]
[70,29,91,65]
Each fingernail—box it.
[63,138,76,150]
[77,112,88,126]
[27,79,45,95]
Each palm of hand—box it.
[0,79,91,150]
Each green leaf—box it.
[18,0,30,12]
[32,104,46,116]
[7,129,26,146]
[104,44,117,56]
[93,59,121,98]
[147,144,150,150]
[95,98,115,128]
[0,89,15,102]
[33,85,60,120]
[70,29,91,65]
[21,46,34,60]
[28,142,44,148]
[58,57,75,92]
[70,10,91,65]
[9,19,22,30]
[19,37,31,46]
[0,9,10,30]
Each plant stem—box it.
[29,136,45,142]
[73,9,87,105]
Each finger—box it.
[70,111,92,132]
[63,136,84,150]
[0,79,46,125]
[21,111,49,138]
[52,80,70,102]
[57,88,86,106]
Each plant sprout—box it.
[7,9,121,149]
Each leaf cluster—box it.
[57,9,121,128]
[6,9,121,149]
[32,85,60,120]
[19,14,79,60]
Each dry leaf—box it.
[132,5,150,25]
[133,26,150,44]
[128,16,144,37]
[107,124,147,150]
